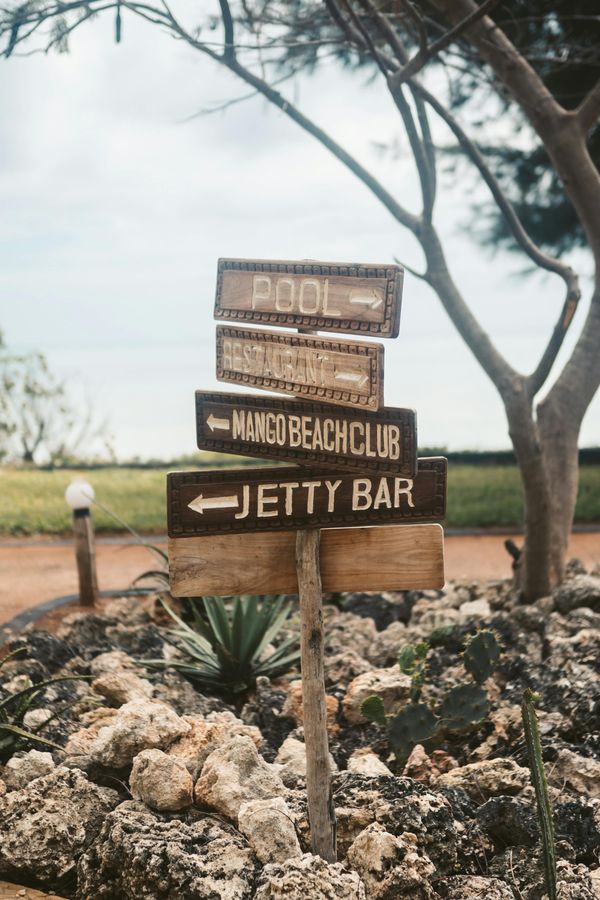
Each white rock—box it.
[3,750,56,791]
[92,671,154,706]
[89,650,140,676]
[167,710,263,779]
[347,749,392,777]
[551,749,600,798]
[459,598,491,621]
[346,823,435,899]
[194,735,286,822]
[90,699,191,768]
[343,667,411,724]
[275,736,338,779]
[436,758,530,799]
[238,797,302,864]
[129,748,193,812]
[589,866,600,899]
[254,853,366,899]
[22,708,52,730]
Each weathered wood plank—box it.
[169,523,445,596]
[216,325,384,411]
[196,390,417,476]
[214,258,403,338]
[167,458,446,537]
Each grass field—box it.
[1,461,599,535]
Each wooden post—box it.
[73,508,99,606]
[296,527,337,863]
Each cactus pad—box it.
[361,695,388,726]
[439,683,489,731]
[389,702,438,760]
[463,630,501,684]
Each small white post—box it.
[65,479,99,607]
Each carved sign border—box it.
[216,325,384,411]
[214,258,403,338]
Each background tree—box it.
[0,335,114,466]
[1,1,599,598]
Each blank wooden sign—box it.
[214,258,404,338]
[169,523,445,596]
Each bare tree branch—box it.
[335,0,435,221]
[576,78,600,134]
[389,0,501,87]
[217,0,235,63]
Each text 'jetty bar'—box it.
[167,458,446,538]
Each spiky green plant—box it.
[0,648,89,762]
[522,689,557,900]
[144,595,300,695]
[361,629,501,762]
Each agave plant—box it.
[144,595,300,695]
[0,648,89,762]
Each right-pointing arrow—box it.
[349,290,384,310]
[334,367,369,389]
[207,414,231,432]
[188,493,239,515]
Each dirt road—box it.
[1,532,599,626]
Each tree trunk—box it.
[503,385,552,600]
[537,400,581,586]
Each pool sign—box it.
[214,258,403,337]
[195,391,417,476]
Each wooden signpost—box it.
[214,258,404,337]
[169,256,446,865]
[216,325,384,410]
[196,391,417,475]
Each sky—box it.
[1,7,598,460]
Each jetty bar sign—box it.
[196,391,417,476]
[216,325,384,411]
[214,258,404,338]
[167,457,446,537]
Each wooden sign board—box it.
[169,523,444,596]
[196,390,418,477]
[214,259,403,338]
[216,325,384,411]
[167,457,446,538]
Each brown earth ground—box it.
[0,883,65,899]
[1,532,599,627]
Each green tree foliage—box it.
[241,1,600,255]
[0,335,113,466]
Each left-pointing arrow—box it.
[206,414,231,432]
[188,493,239,515]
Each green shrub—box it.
[144,595,300,695]
[361,630,501,762]
[0,648,89,762]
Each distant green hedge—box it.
[30,446,600,471]
[1,463,598,535]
